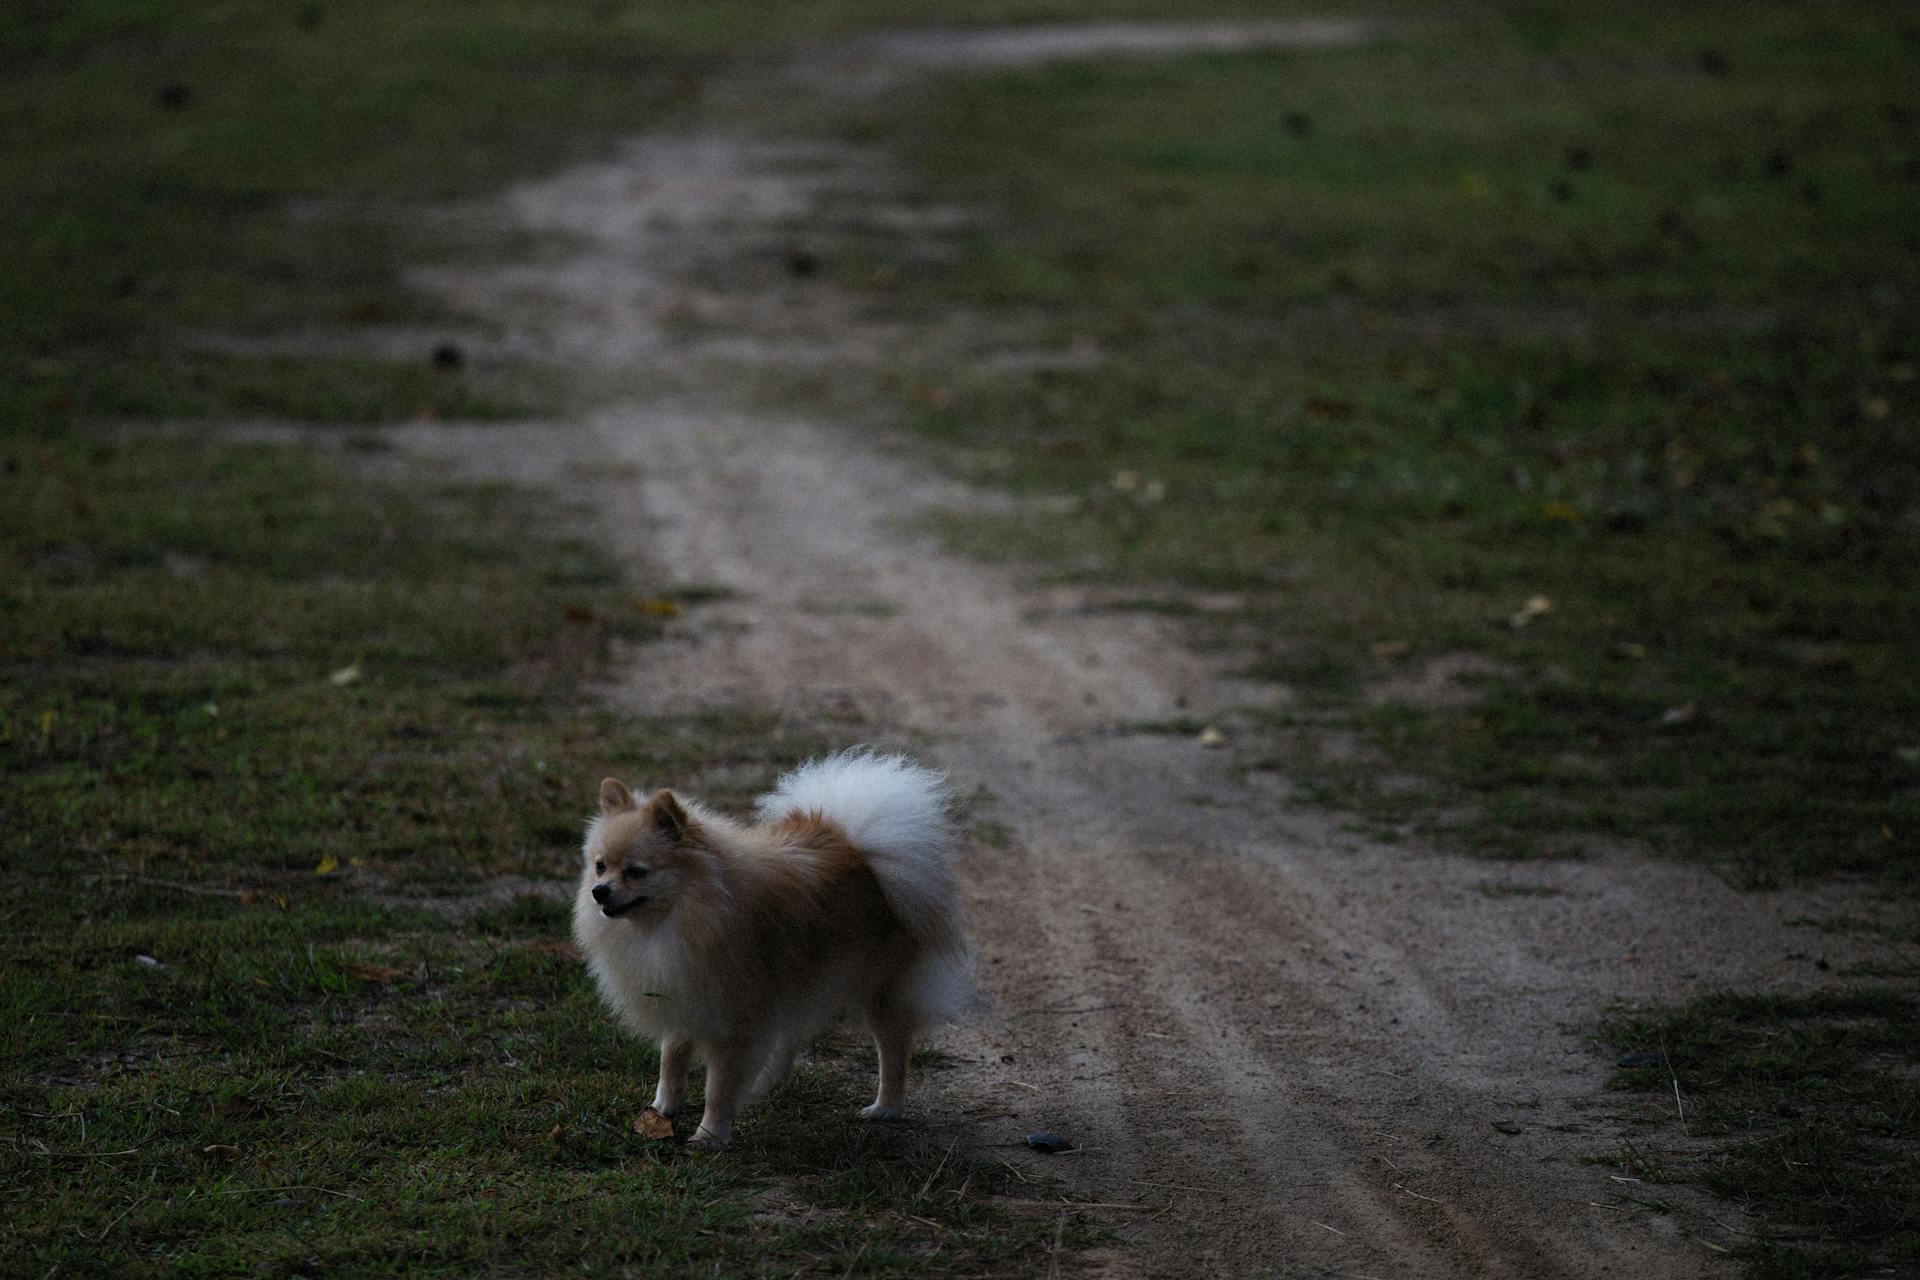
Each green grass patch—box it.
[804,2,1920,883]
[7,0,1347,433]
[1599,990,1920,1278]
[0,434,1062,1275]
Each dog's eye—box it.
[593,859,605,874]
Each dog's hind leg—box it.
[859,991,917,1122]
[651,1035,692,1117]
[745,1035,797,1105]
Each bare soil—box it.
[380,27,1910,1278]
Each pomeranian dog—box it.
[572,749,971,1151]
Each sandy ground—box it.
[382,26,1913,1278]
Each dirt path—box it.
[393,27,1904,1278]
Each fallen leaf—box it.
[135,954,164,970]
[634,1107,674,1140]
[1197,725,1228,748]
[313,854,340,876]
[1658,703,1697,728]
[327,663,361,687]
[548,1123,564,1141]
[1540,500,1579,522]
[342,961,404,984]
[633,597,682,618]
[202,1144,241,1159]
[1509,595,1553,628]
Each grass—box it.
[10,0,1918,1274]
[5,0,1344,431]
[1600,990,1920,1278]
[2,2,1149,1272]
[0,436,1070,1276]
[753,25,1920,1271]
[786,1,1920,884]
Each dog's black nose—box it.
[591,883,611,903]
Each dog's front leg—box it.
[651,1035,692,1117]
[689,1040,750,1152]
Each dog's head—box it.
[581,779,697,920]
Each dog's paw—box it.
[858,1103,904,1122]
[686,1127,731,1153]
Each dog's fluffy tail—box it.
[757,748,972,1020]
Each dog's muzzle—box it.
[591,883,646,917]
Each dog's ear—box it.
[647,789,690,840]
[599,778,636,813]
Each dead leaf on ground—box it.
[202,1144,241,1159]
[1197,725,1229,748]
[1658,703,1697,728]
[313,854,340,876]
[1509,594,1553,628]
[1304,396,1354,421]
[633,597,682,618]
[327,663,361,686]
[634,1107,675,1140]
[342,961,405,984]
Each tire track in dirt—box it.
[391,27,1912,1278]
